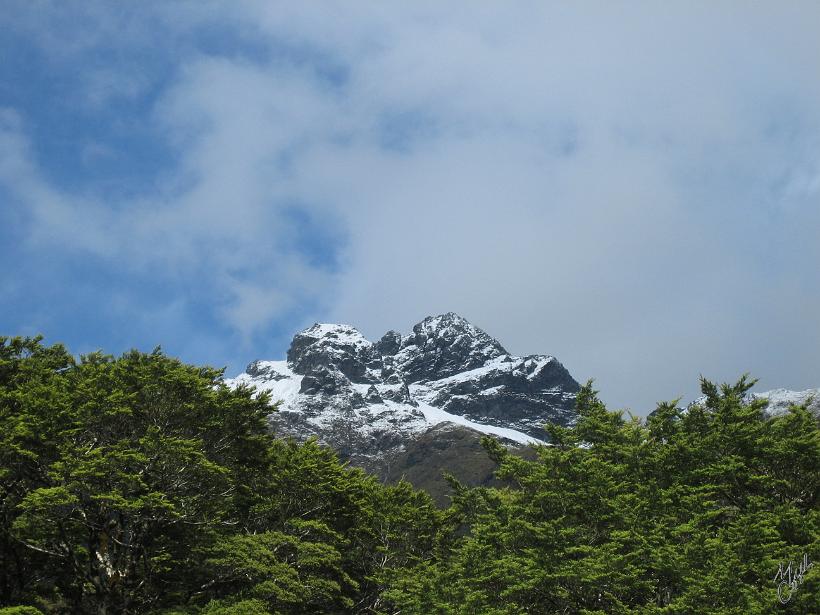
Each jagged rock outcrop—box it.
[227,313,581,495]
[287,323,383,383]
[393,313,508,382]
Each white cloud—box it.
[3,2,820,410]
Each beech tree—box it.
[1,341,271,613]
[384,379,819,614]
[3,336,817,613]
[0,337,441,614]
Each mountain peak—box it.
[414,312,499,340]
[417,311,470,327]
[397,313,508,382]
[286,322,379,383]
[228,313,580,498]
[295,322,370,347]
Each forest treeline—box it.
[0,336,817,614]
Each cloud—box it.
[0,109,119,255]
[2,2,819,411]
[1,52,342,344]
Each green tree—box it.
[5,346,272,614]
[1,338,442,614]
[4,337,816,614]
[385,378,819,614]
[1,336,75,608]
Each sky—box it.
[1,2,819,414]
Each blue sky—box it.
[2,2,819,413]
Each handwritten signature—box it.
[774,553,813,604]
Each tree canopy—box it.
[1,336,817,613]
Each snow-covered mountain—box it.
[752,388,820,416]
[688,388,820,417]
[227,313,580,484]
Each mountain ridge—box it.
[227,313,580,493]
[228,313,818,502]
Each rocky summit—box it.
[227,313,580,501]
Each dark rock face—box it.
[375,330,402,356]
[365,385,383,404]
[287,323,382,383]
[416,355,580,436]
[395,313,508,383]
[229,313,581,497]
[298,365,350,396]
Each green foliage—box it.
[0,337,441,614]
[2,336,817,614]
[385,380,820,614]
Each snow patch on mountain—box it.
[226,313,581,474]
[753,388,819,416]
[229,360,303,406]
[413,400,542,445]
[685,387,820,417]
